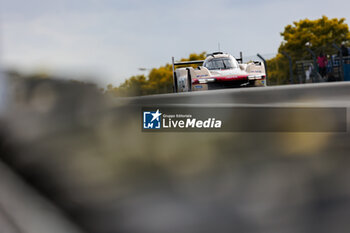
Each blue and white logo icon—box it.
[143,109,162,129]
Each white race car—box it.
[172,52,266,92]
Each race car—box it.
[172,52,266,92]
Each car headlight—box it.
[198,78,215,84]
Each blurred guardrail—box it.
[1,77,350,233]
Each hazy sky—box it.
[1,0,350,86]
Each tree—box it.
[268,16,350,84]
[106,75,147,97]
[267,54,290,85]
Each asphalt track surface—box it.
[1,79,350,233]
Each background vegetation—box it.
[268,16,350,85]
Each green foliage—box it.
[269,16,350,84]
[106,52,206,97]
[107,75,148,97]
[267,54,290,85]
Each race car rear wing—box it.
[171,57,204,71]
[171,58,204,75]
[236,52,243,64]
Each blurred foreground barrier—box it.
[1,78,350,233]
[0,161,83,233]
[123,81,350,105]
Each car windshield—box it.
[204,57,238,70]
